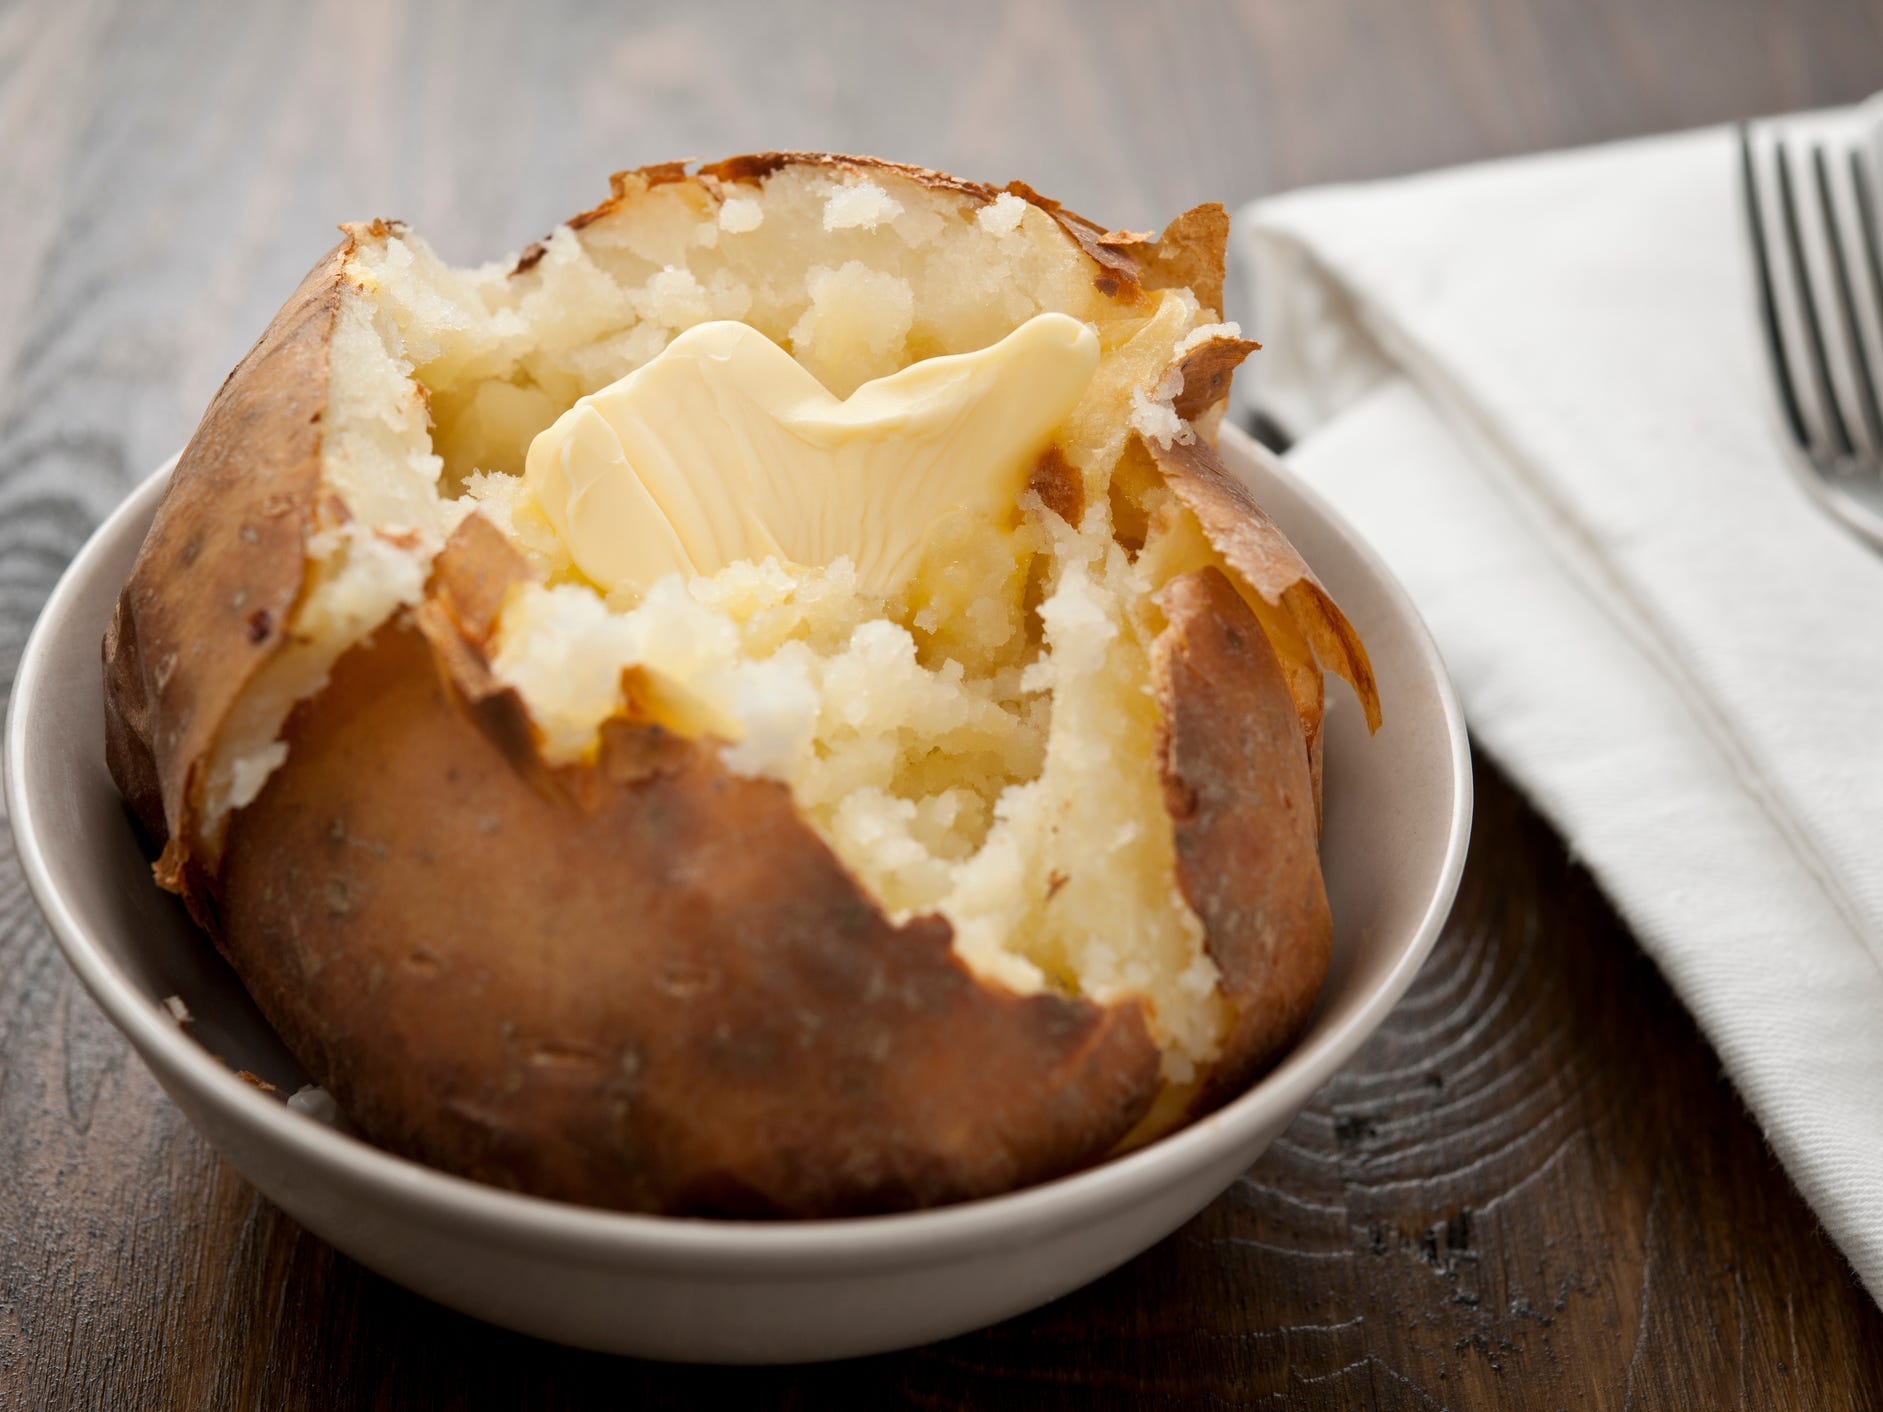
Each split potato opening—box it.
[108,155,1378,1214]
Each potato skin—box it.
[1153,569,1330,1111]
[521,151,1232,313]
[217,534,1161,1216]
[103,232,357,922]
[1148,433,1381,733]
[102,155,1370,1215]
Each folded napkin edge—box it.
[1237,217,1883,992]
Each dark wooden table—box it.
[4,2,1881,1407]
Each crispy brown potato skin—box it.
[103,155,1372,1215]
[1149,434,1381,733]
[103,232,358,924]
[219,602,1161,1217]
[1153,569,1330,1111]
[1147,430,1384,825]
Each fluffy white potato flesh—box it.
[218,166,1246,1081]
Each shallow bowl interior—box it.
[5,423,1470,1362]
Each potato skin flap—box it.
[221,614,1161,1216]
[1154,568,1330,1114]
[105,236,354,917]
[102,153,1375,1217]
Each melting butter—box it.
[522,314,1100,598]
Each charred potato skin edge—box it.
[1153,567,1331,1114]
[518,152,1232,313]
[104,230,364,937]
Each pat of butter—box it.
[522,313,1100,598]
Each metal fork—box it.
[1741,113,1883,548]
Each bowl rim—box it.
[4,425,1471,1276]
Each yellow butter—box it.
[522,313,1100,598]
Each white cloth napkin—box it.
[1236,118,1883,1303]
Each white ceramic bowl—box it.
[5,424,1469,1363]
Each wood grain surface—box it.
[4,1,1882,1407]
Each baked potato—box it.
[103,154,1380,1217]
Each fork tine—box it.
[1811,144,1883,451]
[1773,134,1857,456]
[1741,125,1811,450]
[1846,148,1883,465]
